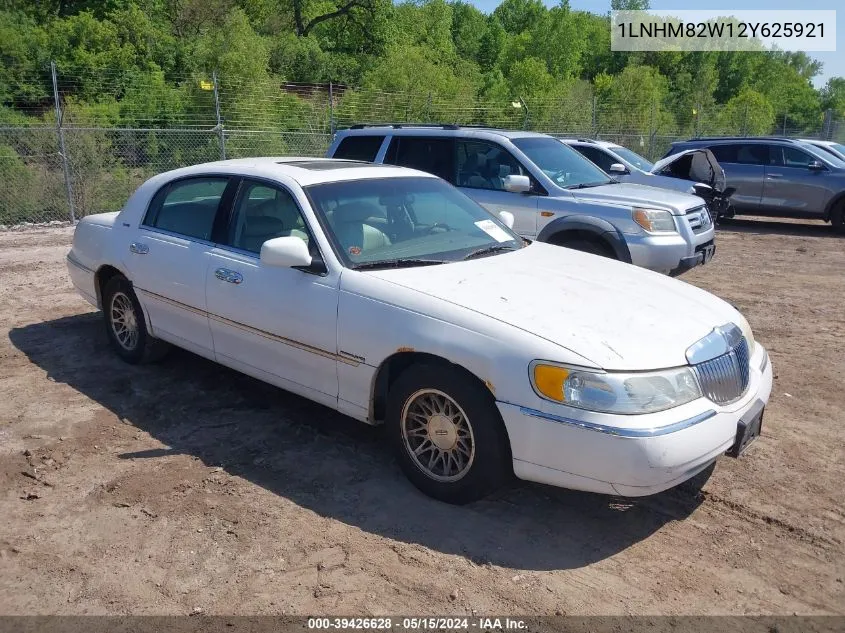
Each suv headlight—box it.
[531,362,701,414]
[633,207,677,233]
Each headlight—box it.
[633,207,677,233]
[531,362,702,414]
[734,312,755,353]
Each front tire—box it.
[386,364,511,504]
[831,200,845,235]
[102,276,169,364]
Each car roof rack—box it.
[684,136,800,143]
[348,123,462,130]
[345,123,509,131]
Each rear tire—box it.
[386,363,511,504]
[102,276,170,364]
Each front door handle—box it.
[129,242,149,254]
[215,268,243,284]
[766,173,783,179]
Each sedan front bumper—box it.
[498,345,773,497]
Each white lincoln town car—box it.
[66,158,772,504]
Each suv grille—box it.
[693,337,751,405]
[685,206,712,233]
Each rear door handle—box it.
[215,268,243,284]
[766,173,783,179]
[129,242,149,254]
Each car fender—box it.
[537,215,632,263]
[823,190,845,221]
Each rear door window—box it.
[333,135,385,162]
[735,144,768,165]
[708,144,739,164]
[456,139,530,190]
[143,177,230,241]
[572,145,616,172]
[384,137,456,183]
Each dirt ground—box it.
[0,218,843,616]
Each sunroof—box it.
[279,160,375,171]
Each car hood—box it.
[632,173,698,195]
[568,182,704,215]
[365,242,742,371]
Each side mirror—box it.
[260,236,312,268]
[498,211,515,229]
[808,160,825,171]
[609,163,628,174]
[503,174,531,193]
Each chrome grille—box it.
[693,336,751,405]
[685,206,712,233]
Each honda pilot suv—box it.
[327,125,716,276]
[665,137,845,232]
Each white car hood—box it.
[366,242,741,371]
[570,182,705,215]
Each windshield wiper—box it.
[566,181,613,189]
[351,258,446,271]
[462,244,517,260]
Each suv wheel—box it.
[832,200,845,234]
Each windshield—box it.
[797,142,845,168]
[611,146,654,171]
[808,142,845,164]
[512,137,613,188]
[305,177,523,269]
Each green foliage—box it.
[717,88,775,136]
[0,0,842,224]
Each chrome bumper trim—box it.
[66,253,94,274]
[501,402,717,438]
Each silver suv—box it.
[665,137,845,232]
[327,125,716,275]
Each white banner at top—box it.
[611,10,837,52]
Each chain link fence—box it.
[1,65,842,226]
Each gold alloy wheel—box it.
[401,388,476,482]
[109,291,139,351]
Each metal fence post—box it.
[51,61,76,223]
[822,109,833,139]
[742,101,749,136]
[647,96,656,159]
[591,95,598,137]
[212,70,226,161]
[328,81,335,135]
[519,97,530,130]
[694,102,701,138]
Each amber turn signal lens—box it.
[532,364,570,402]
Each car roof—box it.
[558,138,618,149]
[672,137,802,147]
[156,157,434,187]
[336,124,550,141]
[799,138,836,146]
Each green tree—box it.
[716,88,774,136]
[493,0,545,35]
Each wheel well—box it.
[369,352,496,424]
[94,265,125,309]
[824,192,845,222]
[546,229,614,256]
